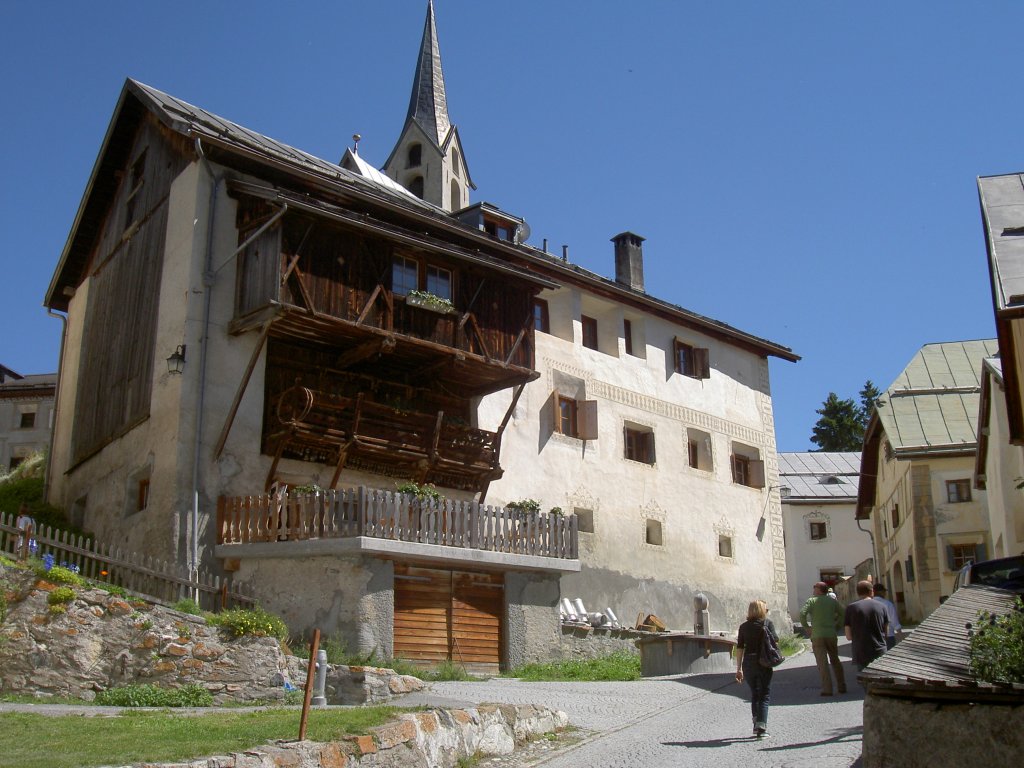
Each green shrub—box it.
[423,659,471,681]
[93,583,127,597]
[47,586,76,606]
[395,482,442,503]
[505,499,541,514]
[207,607,288,640]
[171,598,202,616]
[32,564,85,587]
[970,596,1024,684]
[94,683,213,708]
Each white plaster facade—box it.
[0,372,56,474]
[480,278,792,631]
[778,452,871,621]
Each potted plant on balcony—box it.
[405,289,456,315]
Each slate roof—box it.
[778,452,860,501]
[874,339,998,455]
[862,584,1024,701]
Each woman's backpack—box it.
[759,623,784,668]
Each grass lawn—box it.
[504,650,641,681]
[0,706,403,768]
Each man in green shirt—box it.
[799,581,847,696]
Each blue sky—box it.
[0,1,1017,452]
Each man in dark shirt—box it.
[844,580,888,672]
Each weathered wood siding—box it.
[71,116,190,463]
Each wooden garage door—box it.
[394,564,503,672]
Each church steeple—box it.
[383,1,474,213]
[406,0,451,147]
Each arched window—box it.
[451,148,461,178]
[408,175,424,199]
[407,143,422,168]
[450,180,461,210]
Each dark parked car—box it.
[954,554,1024,593]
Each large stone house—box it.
[0,368,57,474]
[857,340,996,622]
[778,452,871,621]
[43,2,796,669]
[976,173,1024,558]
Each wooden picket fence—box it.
[218,487,579,560]
[0,511,255,612]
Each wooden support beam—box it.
[356,284,383,325]
[504,308,535,366]
[334,336,396,370]
[214,321,272,459]
[289,264,316,311]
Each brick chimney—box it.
[612,232,645,292]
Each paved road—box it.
[401,641,864,768]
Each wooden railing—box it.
[0,511,255,612]
[217,487,578,561]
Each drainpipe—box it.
[44,309,68,503]
[857,517,877,578]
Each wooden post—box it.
[298,629,321,741]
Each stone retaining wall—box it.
[558,623,646,659]
[100,704,568,768]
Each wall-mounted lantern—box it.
[166,344,186,375]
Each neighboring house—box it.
[857,340,997,623]
[975,358,1024,558]
[0,369,57,473]
[859,584,1024,767]
[977,172,1024,558]
[42,2,796,669]
[778,452,871,620]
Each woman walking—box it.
[735,599,778,738]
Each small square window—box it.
[575,508,594,533]
[624,425,655,465]
[646,519,663,546]
[890,504,900,529]
[532,299,550,333]
[948,543,977,570]
[553,394,598,440]
[946,480,971,503]
[718,535,733,558]
[581,315,598,350]
[687,428,713,471]
[809,521,828,540]
[557,395,578,437]
[19,411,36,429]
[136,479,150,512]
[673,339,710,379]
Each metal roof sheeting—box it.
[778,452,860,500]
[979,173,1024,312]
[875,339,998,453]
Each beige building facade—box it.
[857,340,996,622]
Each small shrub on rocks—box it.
[32,561,85,587]
[206,606,288,640]
[171,598,202,615]
[95,683,213,708]
[46,586,76,606]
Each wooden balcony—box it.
[266,385,504,492]
[215,488,580,574]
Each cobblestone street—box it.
[401,641,864,768]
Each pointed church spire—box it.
[406,0,451,147]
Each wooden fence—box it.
[0,511,255,612]
[218,487,579,560]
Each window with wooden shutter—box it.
[553,394,598,440]
[673,338,710,379]
[578,400,599,440]
[581,315,598,350]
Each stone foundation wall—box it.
[863,692,1024,768]
[557,624,645,659]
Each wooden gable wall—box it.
[70,115,191,464]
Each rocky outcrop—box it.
[0,563,421,704]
